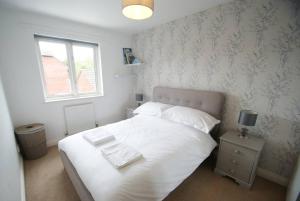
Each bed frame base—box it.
[60,150,95,201]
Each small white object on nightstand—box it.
[214,131,265,188]
[126,107,136,119]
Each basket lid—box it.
[15,123,44,134]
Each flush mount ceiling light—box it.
[122,0,154,20]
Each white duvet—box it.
[58,115,217,201]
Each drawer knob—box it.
[232,159,237,164]
[234,150,240,154]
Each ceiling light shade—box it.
[122,0,154,20]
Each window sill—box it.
[44,94,103,103]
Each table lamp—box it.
[136,93,143,106]
[238,110,258,137]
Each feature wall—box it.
[133,0,300,179]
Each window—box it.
[35,35,103,102]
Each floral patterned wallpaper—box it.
[132,0,300,178]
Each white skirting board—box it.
[47,138,62,147]
[257,167,288,186]
[20,154,26,201]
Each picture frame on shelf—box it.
[123,48,142,64]
[123,48,134,64]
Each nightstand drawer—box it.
[217,152,254,182]
[220,141,256,162]
[127,108,136,119]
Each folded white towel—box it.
[101,142,143,168]
[83,129,115,146]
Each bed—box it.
[58,86,225,201]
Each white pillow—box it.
[161,106,220,133]
[133,102,174,117]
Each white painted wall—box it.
[0,74,23,201]
[0,7,135,146]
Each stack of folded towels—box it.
[83,129,142,169]
[83,129,115,145]
[101,142,143,168]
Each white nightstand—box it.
[126,107,136,119]
[215,131,265,188]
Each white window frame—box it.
[34,35,103,102]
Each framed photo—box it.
[122,48,135,64]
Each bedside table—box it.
[214,131,264,188]
[126,107,136,119]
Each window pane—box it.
[73,45,97,94]
[39,41,72,96]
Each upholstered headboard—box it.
[153,86,225,139]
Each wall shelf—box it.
[124,63,143,67]
[114,72,137,78]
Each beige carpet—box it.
[24,146,286,201]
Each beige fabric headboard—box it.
[153,86,225,122]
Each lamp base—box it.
[239,128,249,138]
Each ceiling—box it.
[0,0,232,34]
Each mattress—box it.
[58,115,217,201]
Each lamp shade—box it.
[135,93,143,101]
[122,0,154,20]
[238,110,258,126]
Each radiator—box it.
[64,103,96,135]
